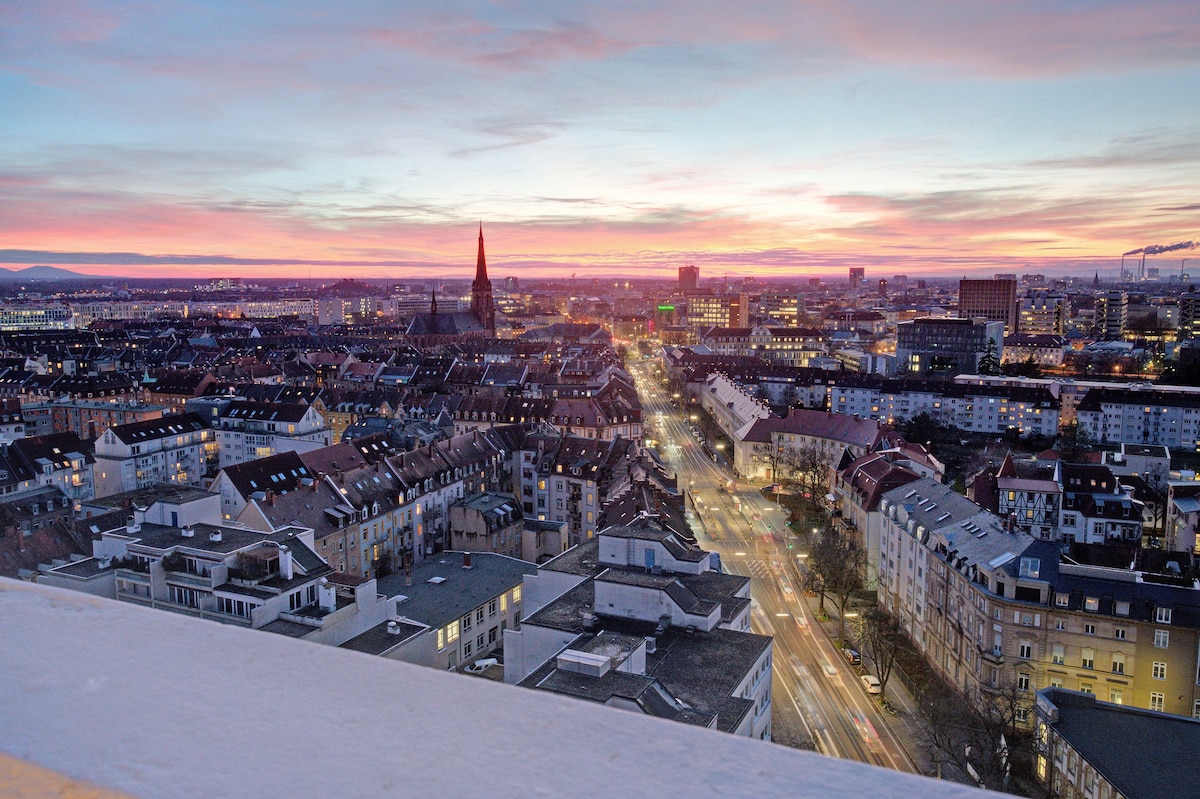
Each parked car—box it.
[860,674,882,694]
[464,657,498,674]
[841,647,861,666]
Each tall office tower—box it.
[1019,290,1069,335]
[1095,290,1128,340]
[959,277,1018,334]
[678,265,700,292]
[503,276,520,293]
[848,267,865,288]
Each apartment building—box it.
[876,476,1200,720]
[344,551,535,671]
[686,294,749,334]
[1035,687,1200,799]
[449,492,524,559]
[93,412,218,497]
[733,408,892,482]
[1076,388,1200,449]
[214,400,331,467]
[7,432,95,507]
[959,278,1018,334]
[698,325,827,368]
[505,519,773,739]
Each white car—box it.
[860,674,882,694]
[464,658,498,674]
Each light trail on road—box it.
[633,362,917,773]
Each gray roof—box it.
[1040,688,1200,799]
[340,619,427,656]
[375,551,537,630]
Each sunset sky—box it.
[1,1,1198,281]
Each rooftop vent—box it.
[181,526,195,538]
[209,530,222,543]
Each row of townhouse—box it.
[970,456,1144,545]
[828,378,1060,436]
[875,476,1200,720]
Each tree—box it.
[978,337,1002,376]
[856,607,902,697]
[1055,420,1093,463]
[918,679,1038,792]
[902,412,942,449]
[808,530,864,640]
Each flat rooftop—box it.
[0,579,998,799]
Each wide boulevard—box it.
[631,360,918,772]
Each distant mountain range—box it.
[0,265,106,280]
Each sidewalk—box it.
[796,586,937,779]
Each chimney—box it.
[267,490,275,506]
[126,515,141,534]
[387,620,401,636]
[318,578,337,612]
[463,552,473,570]
[209,530,222,543]
[181,525,195,538]
[278,545,293,580]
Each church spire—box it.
[470,223,495,335]
[430,286,437,315]
[474,222,489,287]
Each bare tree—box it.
[809,530,864,640]
[857,607,902,697]
[918,678,1037,792]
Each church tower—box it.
[471,223,495,335]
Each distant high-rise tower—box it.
[471,223,495,335]
[959,277,1018,334]
[849,267,865,289]
[678,265,700,292]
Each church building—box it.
[405,224,497,346]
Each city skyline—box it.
[2,2,1198,280]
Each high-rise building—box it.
[959,277,1018,334]
[848,267,865,288]
[896,317,1004,374]
[1095,290,1128,340]
[757,292,804,325]
[687,294,749,333]
[1019,290,1069,336]
[502,276,520,293]
[1179,293,1200,341]
[678,265,699,292]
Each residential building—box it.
[734,409,894,482]
[1057,463,1143,545]
[896,317,1003,375]
[969,454,1062,542]
[699,325,827,367]
[343,551,534,670]
[959,278,1018,334]
[1001,335,1068,368]
[7,432,95,507]
[1179,293,1200,341]
[1018,290,1068,336]
[449,492,524,559]
[1076,388,1200,450]
[1035,687,1200,799]
[1166,481,1200,553]
[0,304,74,331]
[0,398,25,444]
[505,518,773,739]
[1095,290,1128,340]
[214,400,331,467]
[93,412,218,497]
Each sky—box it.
[1,1,1198,282]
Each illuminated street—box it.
[632,360,919,772]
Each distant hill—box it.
[0,265,102,280]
